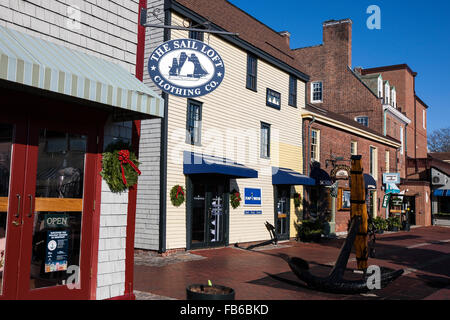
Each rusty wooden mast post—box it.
[350,155,369,270]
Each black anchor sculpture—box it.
[235,156,403,294]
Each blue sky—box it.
[229,0,450,133]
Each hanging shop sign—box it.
[331,165,350,180]
[45,230,69,273]
[244,188,262,206]
[382,194,391,208]
[148,39,225,98]
[383,173,400,185]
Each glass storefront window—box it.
[29,130,86,290]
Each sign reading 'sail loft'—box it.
[148,39,225,98]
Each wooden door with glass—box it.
[0,104,99,300]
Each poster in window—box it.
[45,230,69,273]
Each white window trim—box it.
[378,77,383,98]
[355,116,369,127]
[311,81,323,103]
[385,84,390,105]
[351,141,358,156]
[370,146,378,181]
[423,110,426,129]
[311,129,320,162]
[391,88,396,108]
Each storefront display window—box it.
[29,130,86,290]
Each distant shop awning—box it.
[434,190,450,197]
[310,167,333,186]
[183,152,258,178]
[0,25,163,119]
[364,174,377,190]
[272,167,316,186]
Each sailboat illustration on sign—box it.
[168,52,209,80]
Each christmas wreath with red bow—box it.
[170,185,185,207]
[293,192,302,208]
[230,189,242,209]
[100,140,141,193]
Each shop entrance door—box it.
[189,176,229,249]
[0,108,98,300]
[275,186,290,241]
[404,196,416,226]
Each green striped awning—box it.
[0,25,164,118]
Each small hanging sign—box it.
[148,38,225,98]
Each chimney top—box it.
[279,31,291,47]
[323,19,352,27]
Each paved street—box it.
[134,226,450,300]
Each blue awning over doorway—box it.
[183,151,258,178]
[364,174,377,190]
[310,167,333,186]
[272,167,316,186]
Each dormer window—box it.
[384,82,390,105]
[391,87,397,108]
[378,77,383,98]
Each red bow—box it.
[176,186,184,199]
[118,150,141,186]
[235,193,241,201]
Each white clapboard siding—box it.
[164,13,306,249]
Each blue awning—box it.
[183,152,258,178]
[272,167,316,186]
[310,167,333,186]
[434,190,450,197]
[364,174,377,190]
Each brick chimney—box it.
[323,19,352,69]
[279,31,291,48]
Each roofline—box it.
[348,66,381,100]
[415,95,430,109]
[169,0,310,82]
[361,64,418,77]
[302,107,402,148]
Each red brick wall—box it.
[293,20,384,134]
[415,98,428,158]
[303,118,399,232]
[402,182,432,226]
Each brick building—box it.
[291,18,431,227]
[302,104,401,233]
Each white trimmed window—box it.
[378,77,383,98]
[311,129,320,162]
[355,116,369,127]
[391,88,396,108]
[385,83,390,104]
[370,146,378,180]
[351,141,358,156]
[311,81,323,103]
[423,110,426,129]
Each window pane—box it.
[30,130,86,290]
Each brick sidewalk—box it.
[134,226,450,300]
